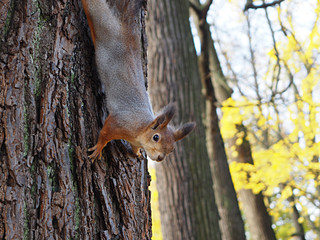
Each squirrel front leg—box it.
[129,144,142,158]
[89,115,119,161]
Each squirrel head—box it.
[139,104,196,162]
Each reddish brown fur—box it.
[82,0,196,162]
[89,115,140,159]
[81,0,96,47]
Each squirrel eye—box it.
[153,134,160,142]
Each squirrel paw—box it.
[128,145,142,158]
[135,150,142,158]
[88,145,102,162]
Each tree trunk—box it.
[189,2,247,240]
[0,0,151,239]
[231,127,277,240]
[190,2,277,239]
[146,0,221,240]
[291,202,306,240]
[280,185,306,240]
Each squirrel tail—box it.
[82,0,143,47]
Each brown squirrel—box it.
[82,0,196,162]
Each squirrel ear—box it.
[150,115,166,130]
[174,122,196,141]
[150,103,176,130]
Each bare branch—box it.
[202,0,213,17]
[244,0,285,11]
[189,0,213,18]
[263,6,282,97]
[189,1,202,16]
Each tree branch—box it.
[189,1,202,16]
[202,0,213,17]
[244,0,285,11]
[189,0,213,18]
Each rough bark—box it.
[0,0,151,239]
[190,1,277,239]
[146,0,221,240]
[189,2,247,240]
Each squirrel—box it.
[82,0,196,162]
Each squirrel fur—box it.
[82,0,196,162]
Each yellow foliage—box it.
[231,150,239,158]
[150,167,163,240]
[281,186,293,200]
[220,97,256,139]
[220,98,243,138]
[229,162,247,191]
[218,1,320,237]
[235,137,243,146]
[257,117,267,127]
[298,217,304,224]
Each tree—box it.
[213,0,320,238]
[189,1,278,239]
[0,0,151,239]
[147,0,221,239]
[189,1,248,239]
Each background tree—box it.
[189,1,248,239]
[147,0,221,239]
[0,0,151,239]
[189,0,277,239]
[209,0,320,239]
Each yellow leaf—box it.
[281,186,293,200]
[231,150,239,158]
[298,217,304,224]
[235,137,243,146]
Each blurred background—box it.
[149,1,320,239]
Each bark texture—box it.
[190,1,277,239]
[189,2,247,240]
[0,0,151,239]
[147,0,221,240]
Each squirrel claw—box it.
[135,150,142,158]
[88,145,102,162]
[88,145,97,152]
[128,145,142,158]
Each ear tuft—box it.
[151,115,166,130]
[150,103,177,130]
[159,103,176,122]
[174,122,196,141]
